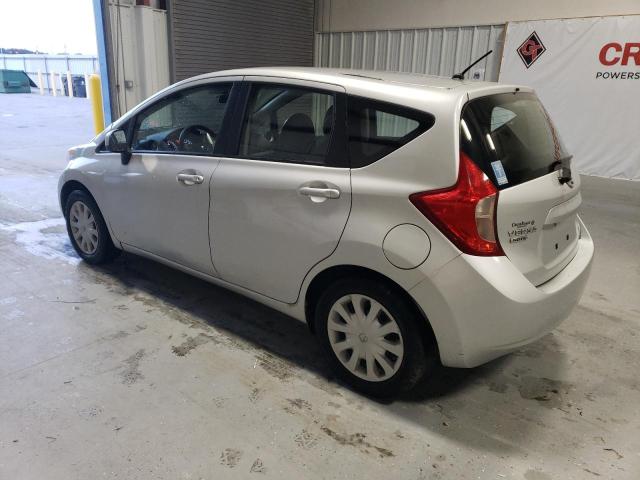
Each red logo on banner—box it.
[599,42,640,65]
[517,32,546,68]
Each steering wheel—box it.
[178,125,216,153]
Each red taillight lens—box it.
[409,152,504,256]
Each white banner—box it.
[499,16,640,180]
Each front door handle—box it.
[177,172,204,186]
[298,186,341,200]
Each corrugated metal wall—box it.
[315,25,505,81]
[108,2,170,115]
[169,0,315,81]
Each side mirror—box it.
[105,129,132,165]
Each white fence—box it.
[0,54,99,93]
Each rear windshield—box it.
[460,92,569,189]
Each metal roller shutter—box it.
[168,0,315,81]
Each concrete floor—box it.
[1,93,639,480]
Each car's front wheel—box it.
[64,190,120,264]
[315,277,434,397]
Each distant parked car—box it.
[59,67,593,396]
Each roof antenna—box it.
[452,50,493,80]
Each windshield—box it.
[460,92,569,189]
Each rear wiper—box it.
[550,155,573,184]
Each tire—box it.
[315,277,435,397]
[64,190,120,265]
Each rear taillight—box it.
[409,152,504,256]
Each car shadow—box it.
[91,251,568,454]
[93,252,335,380]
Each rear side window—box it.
[347,96,435,168]
[239,84,335,165]
[460,92,569,189]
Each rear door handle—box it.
[298,186,341,199]
[177,172,204,186]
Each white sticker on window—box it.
[491,160,509,185]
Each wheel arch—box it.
[60,179,96,209]
[304,265,438,352]
[60,179,121,249]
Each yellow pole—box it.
[88,74,105,134]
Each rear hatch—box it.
[460,91,581,286]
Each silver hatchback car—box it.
[59,67,594,396]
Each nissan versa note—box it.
[59,67,594,396]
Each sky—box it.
[0,0,97,54]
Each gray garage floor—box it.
[1,93,639,480]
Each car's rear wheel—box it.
[315,277,434,397]
[64,190,120,264]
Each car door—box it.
[210,79,351,303]
[104,79,240,276]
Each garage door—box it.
[168,0,315,81]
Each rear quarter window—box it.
[347,96,435,168]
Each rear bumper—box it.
[410,217,594,368]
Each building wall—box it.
[108,2,170,115]
[314,1,640,80]
[169,0,315,81]
[315,25,504,80]
[316,0,640,32]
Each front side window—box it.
[239,84,335,165]
[131,83,232,155]
[348,96,435,168]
